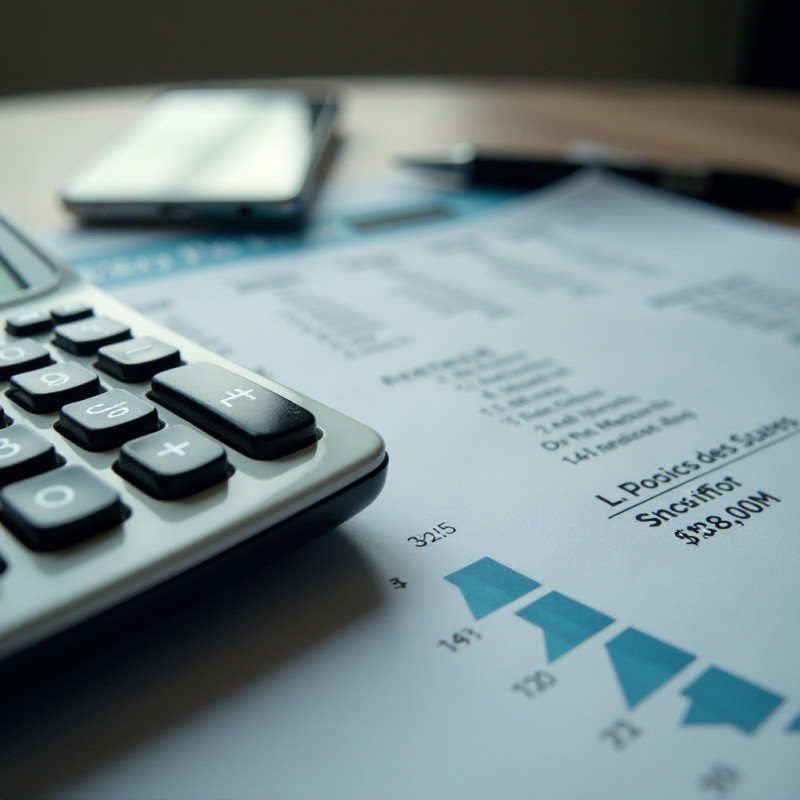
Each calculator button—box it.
[0,425,60,486]
[117,424,230,499]
[0,465,126,551]
[52,316,131,356]
[50,302,94,324]
[58,388,160,451]
[151,362,317,460]
[8,361,102,413]
[0,339,53,380]
[5,310,53,337]
[96,336,182,382]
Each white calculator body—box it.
[0,213,387,667]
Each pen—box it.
[400,144,800,211]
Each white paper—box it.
[7,173,800,799]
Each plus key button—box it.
[116,424,230,499]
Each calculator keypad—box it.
[0,216,388,666]
[0,310,317,554]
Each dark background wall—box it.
[0,0,796,95]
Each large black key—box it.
[150,362,316,459]
[116,424,229,499]
[0,465,126,551]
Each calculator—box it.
[0,213,387,668]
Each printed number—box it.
[408,522,456,547]
[599,719,643,750]
[0,437,22,460]
[437,628,482,652]
[86,401,131,419]
[511,669,557,699]
[698,763,740,796]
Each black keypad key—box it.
[0,339,53,380]
[151,362,317,460]
[96,336,182,382]
[53,315,131,356]
[8,361,102,413]
[0,464,126,551]
[50,302,93,324]
[5,309,53,337]
[117,424,230,499]
[0,425,60,486]
[57,388,160,451]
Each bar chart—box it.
[445,556,791,735]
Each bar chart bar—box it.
[605,627,696,708]
[681,667,784,734]
[515,591,614,662]
[444,556,540,619]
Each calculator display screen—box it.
[0,254,26,297]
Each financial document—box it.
[8,173,800,798]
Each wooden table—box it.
[1,78,799,229]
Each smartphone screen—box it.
[60,87,338,224]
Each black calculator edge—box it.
[1,454,388,690]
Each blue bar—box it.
[682,666,784,734]
[606,627,696,708]
[444,557,540,619]
[515,591,614,662]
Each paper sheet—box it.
[8,173,800,798]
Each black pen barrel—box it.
[471,158,581,188]
[436,153,800,211]
[702,173,800,210]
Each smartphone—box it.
[60,86,339,225]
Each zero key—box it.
[0,465,126,551]
[150,362,316,460]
